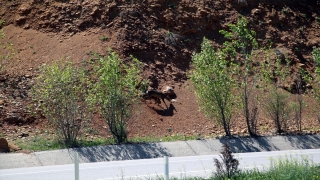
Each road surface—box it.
[1,149,319,180]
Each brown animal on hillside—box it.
[162,86,177,99]
[142,90,172,109]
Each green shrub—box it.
[89,50,146,144]
[189,38,238,136]
[260,48,292,133]
[32,60,91,147]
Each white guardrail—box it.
[73,153,170,180]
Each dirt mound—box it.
[0,0,320,147]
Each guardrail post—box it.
[75,152,79,180]
[164,156,169,180]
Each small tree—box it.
[293,73,303,132]
[293,68,311,132]
[189,38,238,136]
[264,88,292,133]
[90,51,144,144]
[214,143,239,179]
[261,48,292,133]
[33,60,91,147]
[219,15,259,136]
[312,46,320,122]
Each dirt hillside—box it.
[1,0,320,149]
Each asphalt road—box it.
[1,149,319,180]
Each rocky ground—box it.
[0,0,320,152]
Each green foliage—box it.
[16,136,62,151]
[32,60,91,147]
[260,47,293,133]
[100,35,108,41]
[219,16,258,59]
[293,68,310,132]
[228,156,320,180]
[16,136,112,151]
[0,21,15,73]
[313,46,320,70]
[312,46,320,119]
[189,37,238,136]
[298,27,304,32]
[281,7,290,14]
[260,48,290,86]
[316,17,320,25]
[219,15,259,136]
[89,50,145,144]
[261,155,318,180]
[264,89,293,133]
[0,20,5,26]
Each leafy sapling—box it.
[189,37,238,136]
[219,15,259,136]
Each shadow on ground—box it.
[218,135,320,153]
[64,135,320,163]
[284,135,320,149]
[72,142,170,163]
[153,104,177,116]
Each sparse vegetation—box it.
[0,20,5,27]
[16,136,112,151]
[281,7,289,14]
[259,20,267,26]
[316,17,320,24]
[299,27,304,32]
[232,155,320,180]
[16,136,62,151]
[100,35,108,41]
[293,69,310,132]
[264,89,293,133]
[165,31,177,46]
[0,20,15,73]
[312,46,320,121]
[213,143,239,179]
